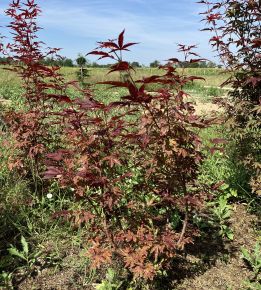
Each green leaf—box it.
[229,189,237,197]
[222,211,231,219]
[8,247,26,261]
[226,231,234,240]
[241,247,251,261]
[106,268,115,282]
[21,236,29,255]
[33,250,42,259]
[220,183,229,190]
[254,243,260,257]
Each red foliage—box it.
[44,30,214,279]
[2,1,218,280]
[2,0,72,180]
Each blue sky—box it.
[0,0,216,65]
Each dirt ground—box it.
[175,204,260,290]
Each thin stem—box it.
[177,208,188,248]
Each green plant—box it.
[8,236,42,268]
[0,271,13,289]
[243,280,261,290]
[213,196,233,240]
[76,54,90,85]
[94,268,123,290]
[241,243,261,280]
[208,185,237,240]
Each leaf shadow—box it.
[152,227,237,289]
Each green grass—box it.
[0,66,229,111]
[62,67,231,87]
[0,65,230,87]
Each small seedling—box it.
[94,268,123,290]
[0,271,13,289]
[8,236,42,268]
[241,243,261,279]
[210,194,234,240]
[243,280,261,290]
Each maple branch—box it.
[177,176,189,248]
[103,213,116,249]
[143,103,161,130]
[177,207,188,248]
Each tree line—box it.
[0,56,220,68]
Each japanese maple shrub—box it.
[199,0,261,196]
[2,0,72,187]
[45,30,214,280]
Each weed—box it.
[0,271,13,289]
[243,280,261,290]
[211,195,233,240]
[210,185,238,240]
[94,268,123,290]
[241,243,261,280]
[8,236,42,269]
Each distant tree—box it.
[189,62,200,68]
[199,61,208,68]
[92,62,99,67]
[178,60,217,69]
[150,60,160,68]
[76,55,87,67]
[0,56,9,64]
[76,54,89,86]
[207,61,217,68]
[41,57,74,67]
[131,61,141,68]
[63,58,74,67]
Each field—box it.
[0,66,230,86]
[0,64,260,290]
[0,66,230,110]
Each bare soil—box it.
[175,204,259,290]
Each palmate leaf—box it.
[108,61,134,74]
[97,41,119,50]
[122,42,139,50]
[118,29,125,49]
[86,50,115,60]
[189,58,207,63]
[117,29,139,50]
